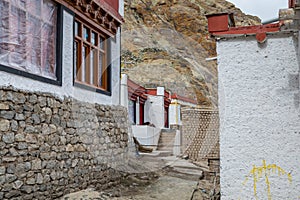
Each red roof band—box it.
[95,0,123,23]
[289,0,296,8]
[127,78,198,107]
[206,13,282,43]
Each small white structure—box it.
[169,94,198,128]
[144,90,166,129]
[121,75,198,150]
[207,6,300,200]
[131,125,161,150]
[120,75,170,147]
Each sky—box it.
[227,0,288,22]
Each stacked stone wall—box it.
[0,87,129,199]
[182,109,219,161]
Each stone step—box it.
[157,131,176,151]
[158,146,174,150]
[139,150,173,157]
[158,139,175,144]
[158,141,175,145]
[159,136,176,140]
[158,140,174,144]
[159,135,175,137]
[159,134,175,137]
[160,129,177,133]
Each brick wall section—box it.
[0,87,129,199]
[181,109,219,161]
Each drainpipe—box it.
[262,18,279,25]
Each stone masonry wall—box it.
[181,109,219,161]
[0,87,129,199]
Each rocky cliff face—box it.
[121,0,260,108]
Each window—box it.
[0,0,59,81]
[74,18,109,92]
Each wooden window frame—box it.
[73,17,111,94]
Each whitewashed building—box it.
[0,0,128,199]
[207,1,300,199]
[0,0,124,105]
[121,74,198,150]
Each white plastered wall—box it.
[169,101,181,126]
[144,95,165,129]
[120,74,128,109]
[218,34,300,199]
[0,8,121,106]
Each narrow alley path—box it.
[61,152,219,200]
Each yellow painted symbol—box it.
[243,160,292,200]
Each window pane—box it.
[99,36,104,49]
[42,23,56,78]
[74,41,78,79]
[10,6,26,67]
[74,21,79,36]
[98,53,103,87]
[90,49,96,85]
[41,0,57,79]
[0,0,9,65]
[11,0,26,9]
[91,32,96,45]
[27,0,41,16]
[82,46,87,82]
[28,15,41,73]
[42,0,56,23]
[83,27,89,41]
[0,0,57,80]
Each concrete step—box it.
[160,128,177,133]
[159,137,176,141]
[157,147,173,150]
[139,150,173,157]
[157,132,176,151]
[158,140,175,144]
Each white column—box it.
[120,74,128,109]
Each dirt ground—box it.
[61,154,220,200]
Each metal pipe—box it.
[262,18,279,25]
[205,57,217,61]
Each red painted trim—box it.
[103,0,119,12]
[289,0,296,8]
[139,94,147,104]
[146,89,157,96]
[127,79,146,101]
[139,103,144,125]
[207,14,229,32]
[164,107,169,128]
[210,23,281,36]
[95,0,124,23]
[256,32,267,43]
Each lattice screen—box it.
[182,109,219,161]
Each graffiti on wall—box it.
[242,160,292,200]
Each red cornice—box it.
[94,0,123,23]
[127,79,146,101]
[211,23,281,36]
[206,13,283,43]
[60,0,124,36]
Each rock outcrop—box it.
[121,0,260,108]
